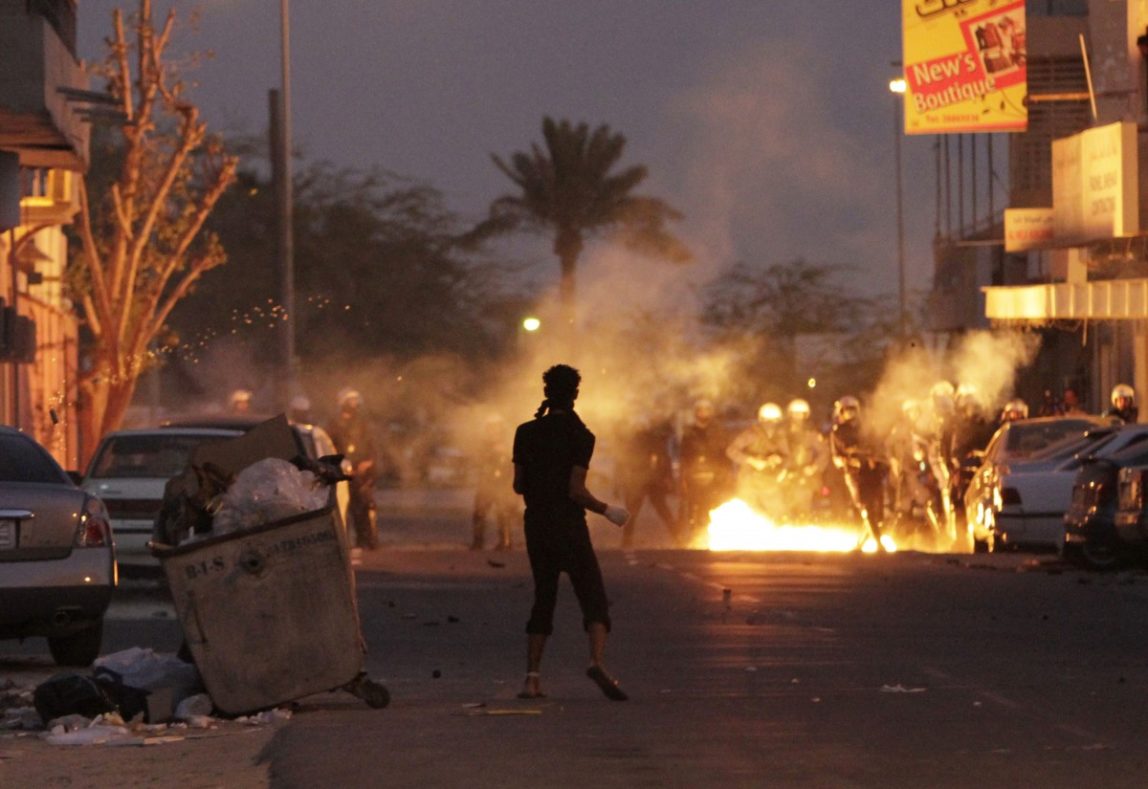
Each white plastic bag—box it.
[212,458,328,535]
[93,647,202,702]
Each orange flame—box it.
[705,499,896,553]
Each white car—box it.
[971,422,1148,552]
[82,428,244,566]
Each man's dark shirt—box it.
[513,411,595,524]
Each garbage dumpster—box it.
[150,415,387,715]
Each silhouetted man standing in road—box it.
[513,364,630,701]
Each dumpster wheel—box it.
[344,673,390,709]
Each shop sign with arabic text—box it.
[902,0,1027,134]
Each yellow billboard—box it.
[902,0,1027,134]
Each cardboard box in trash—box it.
[153,415,364,715]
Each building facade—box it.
[0,0,88,466]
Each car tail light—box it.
[1001,487,1022,506]
[76,497,112,547]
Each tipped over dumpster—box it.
[149,415,389,715]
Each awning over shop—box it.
[984,278,1148,322]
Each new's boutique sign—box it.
[901,0,1027,134]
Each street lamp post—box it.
[889,76,908,341]
[279,0,295,407]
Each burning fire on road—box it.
[704,499,897,553]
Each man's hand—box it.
[604,505,631,526]
[748,457,768,472]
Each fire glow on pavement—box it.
[705,499,897,553]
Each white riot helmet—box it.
[1112,383,1136,408]
[757,402,783,425]
[228,388,253,412]
[834,395,860,424]
[786,398,811,422]
[1001,398,1029,421]
[337,387,363,412]
[955,383,980,414]
[931,380,956,415]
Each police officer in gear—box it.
[678,399,731,547]
[616,411,678,549]
[998,397,1029,426]
[829,396,888,550]
[228,388,253,414]
[471,415,519,551]
[783,398,827,519]
[1107,384,1138,424]
[727,403,790,518]
[885,398,926,524]
[924,381,958,546]
[328,388,380,550]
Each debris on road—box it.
[880,684,927,694]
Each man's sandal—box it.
[517,671,546,699]
[586,666,628,701]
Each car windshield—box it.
[0,434,68,484]
[88,434,224,479]
[1003,419,1096,458]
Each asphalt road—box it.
[7,492,1148,787]
[269,539,1148,788]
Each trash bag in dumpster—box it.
[212,458,329,536]
[150,415,389,715]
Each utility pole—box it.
[278,0,295,407]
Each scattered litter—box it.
[487,559,506,569]
[174,693,213,722]
[973,701,983,707]
[469,708,542,716]
[447,615,460,623]
[44,721,133,747]
[2,706,40,731]
[461,702,485,709]
[744,666,757,673]
[432,670,442,679]
[235,708,292,725]
[880,684,927,694]
[811,697,821,703]
[790,678,801,685]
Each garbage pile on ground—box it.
[0,648,293,747]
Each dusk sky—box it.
[76,2,963,305]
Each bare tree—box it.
[72,0,237,452]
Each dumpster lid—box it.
[190,414,304,476]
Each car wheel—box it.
[48,621,104,667]
[973,536,989,553]
[1080,541,1124,572]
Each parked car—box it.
[0,426,117,666]
[1063,438,1148,570]
[82,427,245,567]
[964,415,1110,552]
[1114,465,1148,563]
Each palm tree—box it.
[483,117,690,325]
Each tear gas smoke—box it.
[863,330,1040,442]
